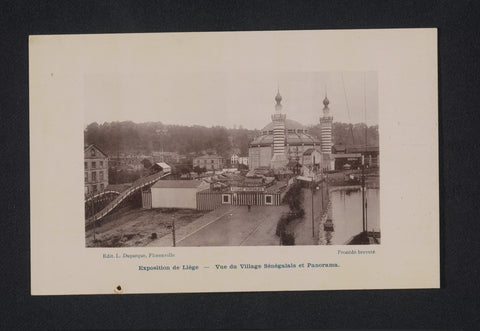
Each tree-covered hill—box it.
[84,121,379,157]
[84,121,257,157]
[309,122,379,147]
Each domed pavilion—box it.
[248,91,323,170]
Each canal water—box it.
[318,187,380,245]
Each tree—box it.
[141,158,152,169]
[237,163,248,171]
[193,166,206,176]
[309,122,379,147]
[282,182,304,214]
[172,164,192,177]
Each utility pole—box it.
[93,216,96,241]
[321,172,324,212]
[365,190,368,235]
[311,180,315,238]
[92,192,96,241]
[311,180,319,239]
[172,217,176,247]
[363,72,369,241]
[361,155,366,234]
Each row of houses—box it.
[192,154,249,170]
[109,153,248,172]
[111,153,249,172]
[192,144,379,173]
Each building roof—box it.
[250,132,320,147]
[303,148,321,156]
[272,168,293,175]
[152,151,179,156]
[332,153,362,158]
[152,180,206,189]
[194,155,224,159]
[155,162,171,169]
[261,119,307,132]
[297,175,314,182]
[332,144,347,152]
[265,181,288,193]
[84,144,108,158]
[346,145,379,153]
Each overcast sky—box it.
[83,32,378,129]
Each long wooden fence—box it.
[196,191,223,211]
[196,190,284,211]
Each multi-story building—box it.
[193,155,225,171]
[84,144,108,195]
[230,153,239,165]
[238,156,249,166]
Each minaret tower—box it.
[270,90,288,169]
[320,92,333,154]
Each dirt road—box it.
[85,207,207,247]
[149,204,289,247]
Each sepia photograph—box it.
[83,69,379,248]
[11,0,476,327]
[30,29,438,295]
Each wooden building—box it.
[150,180,209,209]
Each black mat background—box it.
[1,0,479,329]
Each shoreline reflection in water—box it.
[319,187,380,245]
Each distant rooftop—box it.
[333,144,379,153]
[265,181,289,193]
[155,162,171,168]
[303,148,321,156]
[346,145,379,153]
[194,155,224,159]
[152,179,206,189]
[332,153,362,158]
